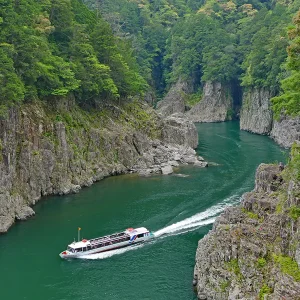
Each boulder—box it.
[194,161,208,168]
[15,206,35,221]
[161,165,173,175]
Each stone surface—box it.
[186,81,232,123]
[161,165,173,175]
[15,206,35,221]
[194,163,300,299]
[0,101,206,233]
[271,115,300,148]
[156,80,191,117]
[162,113,199,149]
[240,88,273,135]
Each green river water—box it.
[0,122,286,300]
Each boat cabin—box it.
[66,227,150,253]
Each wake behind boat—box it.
[59,227,154,259]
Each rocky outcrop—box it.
[162,113,198,149]
[271,115,300,148]
[0,100,205,233]
[240,88,273,135]
[186,81,232,123]
[156,80,191,117]
[194,159,300,299]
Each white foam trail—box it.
[79,194,240,260]
[79,243,145,260]
[157,217,216,239]
[154,194,239,237]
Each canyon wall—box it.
[194,154,300,299]
[240,88,273,135]
[0,99,201,233]
[240,88,300,147]
[186,81,233,123]
[271,116,300,148]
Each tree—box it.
[272,10,300,117]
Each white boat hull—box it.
[60,234,153,259]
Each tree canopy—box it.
[272,10,300,118]
[0,0,147,108]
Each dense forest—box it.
[85,0,300,116]
[0,0,299,117]
[0,0,147,111]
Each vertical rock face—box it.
[162,113,198,149]
[194,162,300,299]
[187,81,232,123]
[0,101,203,233]
[271,116,300,148]
[156,80,191,117]
[240,88,273,135]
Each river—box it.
[0,122,286,300]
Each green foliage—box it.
[220,280,230,293]
[289,205,300,220]
[220,280,230,292]
[88,0,300,101]
[242,208,259,220]
[273,254,300,281]
[257,257,267,268]
[282,142,300,181]
[241,5,290,89]
[185,90,202,107]
[0,0,146,108]
[225,259,243,281]
[272,10,300,118]
[0,45,25,104]
[1,0,299,108]
[259,284,273,299]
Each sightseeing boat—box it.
[59,227,154,258]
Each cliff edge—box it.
[0,99,204,233]
[194,143,300,299]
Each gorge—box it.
[0,122,286,300]
[0,0,300,299]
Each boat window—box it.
[87,246,91,250]
[76,248,82,252]
[137,234,144,238]
[83,247,87,252]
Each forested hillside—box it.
[0,0,147,113]
[0,0,299,117]
[86,0,300,116]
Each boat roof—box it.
[68,240,91,248]
[125,227,149,235]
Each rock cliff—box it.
[194,145,300,299]
[0,99,203,233]
[240,88,300,147]
[271,116,300,148]
[240,88,273,135]
[156,80,191,117]
[187,82,233,123]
